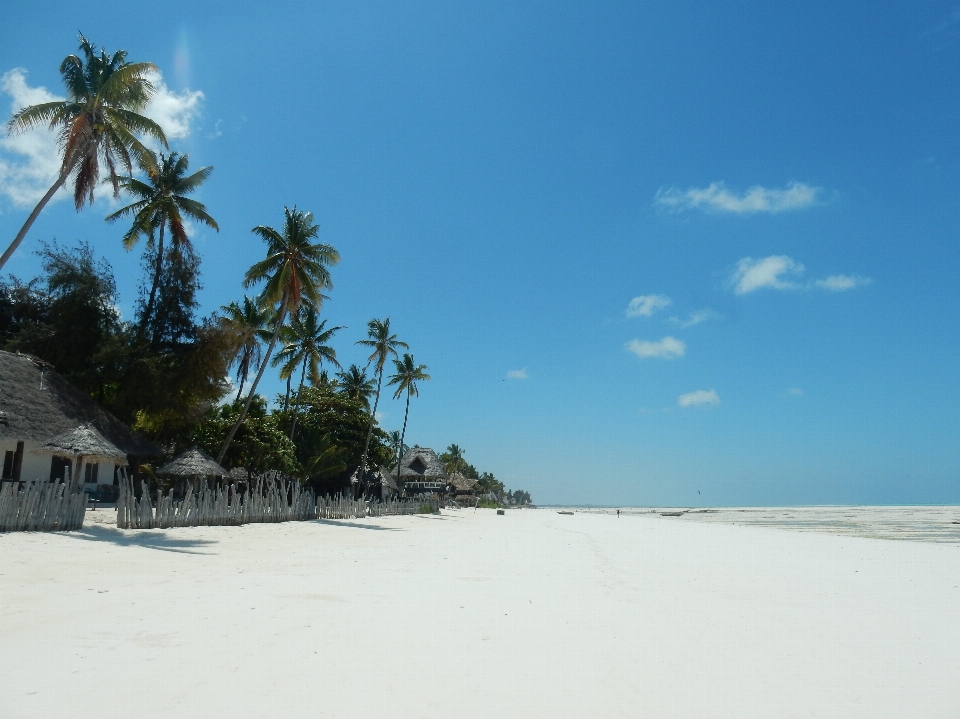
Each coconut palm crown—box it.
[1,34,167,269]
[336,365,376,409]
[221,295,273,401]
[355,317,408,481]
[387,353,430,487]
[274,307,344,439]
[217,207,339,463]
[106,151,218,337]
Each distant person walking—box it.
[617,509,620,519]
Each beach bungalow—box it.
[448,471,479,507]
[0,351,159,491]
[386,447,448,495]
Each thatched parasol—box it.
[33,423,127,485]
[156,448,228,478]
[34,423,128,464]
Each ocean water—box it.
[572,506,960,544]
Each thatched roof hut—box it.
[388,447,447,481]
[34,423,128,464]
[386,448,447,494]
[448,472,478,494]
[157,449,228,477]
[0,351,158,456]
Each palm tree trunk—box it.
[235,353,248,402]
[218,296,288,464]
[0,163,73,270]
[358,367,383,477]
[396,390,411,492]
[138,222,166,341]
[289,355,308,440]
[283,374,292,413]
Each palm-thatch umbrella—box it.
[157,448,228,493]
[33,423,127,485]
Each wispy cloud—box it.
[786,387,803,397]
[677,389,720,408]
[814,274,872,292]
[730,256,872,295]
[730,255,805,294]
[626,336,685,360]
[626,294,672,318]
[655,181,821,214]
[670,309,721,328]
[506,368,529,380]
[0,67,203,208]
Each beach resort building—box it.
[0,351,158,490]
[448,471,479,507]
[387,447,448,495]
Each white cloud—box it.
[626,336,685,360]
[730,257,872,295]
[142,71,203,141]
[814,274,872,292]
[0,69,65,207]
[786,387,803,397]
[730,255,805,294]
[0,68,203,208]
[506,368,529,380]
[655,181,821,214]
[677,389,720,408]
[670,309,721,328]
[626,294,672,318]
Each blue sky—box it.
[1,2,958,505]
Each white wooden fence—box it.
[116,473,439,529]
[0,476,86,532]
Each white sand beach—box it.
[2,507,959,718]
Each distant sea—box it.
[564,506,960,544]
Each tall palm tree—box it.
[2,34,167,269]
[336,365,376,409]
[217,207,339,464]
[221,295,272,401]
[105,151,217,338]
[273,307,343,440]
[355,318,407,479]
[387,353,430,487]
[388,430,409,463]
[442,443,466,474]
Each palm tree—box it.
[221,296,272,401]
[2,34,167,269]
[388,430,409,462]
[336,365,376,409]
[300,434,347,483]
[314,369,339,392]
[217,207,339,464]
[442,443,466,474]
[273,306,343,440]
[355,318,407,479]
[105,151,217,339]
[386,353,430,487]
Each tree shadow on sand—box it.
[313,519,402,531]
[65,525,218,554]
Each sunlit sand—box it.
[2,507,958,718]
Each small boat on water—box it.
[557,511,574,515]
[660,511,684,517]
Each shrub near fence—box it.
[116,473,439,529]
[0,477,86,532]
